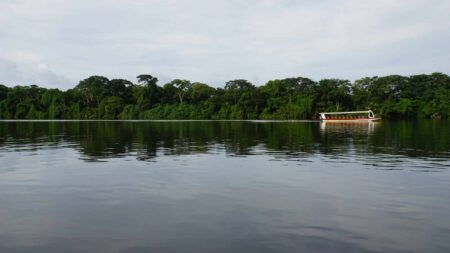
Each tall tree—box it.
[136,74,161,109]
[189,82,215,104]
[316,79,352,112]
[137,74,158,87]
[0,84,7,101]
[75,76,110,107]
[169,79,192,103]
[108,79,133,103]
[224,79,255,104]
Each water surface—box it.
[0,120,449,253]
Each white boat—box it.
[319,110,380,122]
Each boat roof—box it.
[319,110,373,115]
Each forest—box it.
[0,73,448,120]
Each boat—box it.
[318,110,380,122]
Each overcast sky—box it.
[0,0,449,89]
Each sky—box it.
[0,0,449,89]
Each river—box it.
[0,120,449,252]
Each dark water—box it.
[0,120,449,253]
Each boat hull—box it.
[321,118,381,122]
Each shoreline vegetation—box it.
[0,73,448,120]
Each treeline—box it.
[0,73,448,120]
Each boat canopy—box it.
[319,110,375,119]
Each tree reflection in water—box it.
[0,120,448,164]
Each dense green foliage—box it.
[0,73,448,119]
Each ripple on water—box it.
[0,120,449,253]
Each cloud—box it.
[0,59,23,85]
[0,58,71,88]
[0,0,449,89]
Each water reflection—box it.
[0,120,448,170]
[320,120,378,134]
